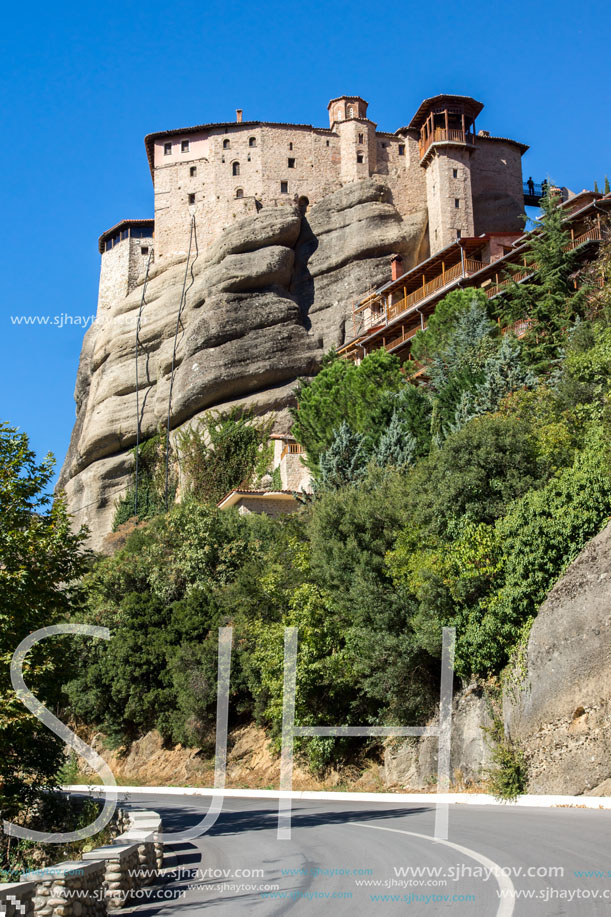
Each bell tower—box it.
[328,95,377,183]
[408,95,483,254]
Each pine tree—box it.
[316,421,369,490]
[605,176,610,195]
[594,180,600,194]
[452,333,535,429]
[375,410,418,469]
[502,188,587,374]
[428,300,498,444]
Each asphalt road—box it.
[99,792,611,915]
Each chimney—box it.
[391,255,403,281]
[236,109,243,123]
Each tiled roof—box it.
[98,219,154,253]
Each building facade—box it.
[96,94,528,313]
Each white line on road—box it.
[64,784,611,809]
[352,822,515,917]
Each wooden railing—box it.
[566,225,603,250]
[375,259,484,328]
[485,225,604,299]
[280,442,305,461]
[419,128,475,159]
[384,324,422,353]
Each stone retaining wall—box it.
[0,808,163,917]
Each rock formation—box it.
[504,520,611,794]
[384,522,611,794]
[58,180,427,546]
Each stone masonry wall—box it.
[424,146,475,253]
[13,808,164,917]
[470,137,525,237]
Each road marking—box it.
[352,822,515,917]
[63,784,611,809]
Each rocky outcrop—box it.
[504,520,611,794]
[59,181,427,546]
[384,684,493,789]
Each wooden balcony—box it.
[484,225,604,299]
[280,442,305,461]
[419,127,475,160]
[386,259,483,323]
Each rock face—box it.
[384,684,493,789]
[504,521,611,794]
[59,180,427,547]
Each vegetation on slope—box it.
[62,195,611,773]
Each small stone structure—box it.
[0,808,164,917]
[218,489,301,517]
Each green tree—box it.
[374,410,418,469]
[177,407,273,505]
[501,189,588,373]
[0,424,88,818]
[428,300,498,444]
[410,288,490,365]
[454,333,535,427]
[316,421,369,490]
[291,349,404,468]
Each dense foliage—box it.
[0,425,88,818]
[66,201,611,774]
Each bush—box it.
[177,407,273,504]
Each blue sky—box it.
[1,0,609,484]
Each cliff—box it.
[58,180,427,546]
[504,520,611,794]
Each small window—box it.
[288,157,295,168]
[326,140,330,146]
[398,144,405,156]
[164,142,172,155]
[348,107,354,117]
[456,229,462,239]
[289,142,293,150]
[247,153,251,161]
[358,133,364,144]
[280,181,288,193]
[188,193,195,204]
[453,168,458,178]
[223,139,230,149]
[249,137,256,147]
[232,161,240,176]
[181,140,190,152]
[434,229,438,240]
[190,166,197,177]
[236,188,244,199]
[356,152,364,163]
[141,246,149,256]
[455,198,460,208]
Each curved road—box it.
[95,792,611,915]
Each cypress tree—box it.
[501,189,587,373]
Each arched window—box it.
[236,188,244,199]
[348,107,354,117]
[232,161,240,176]
[223,138,230,149]
[249,137,256,147]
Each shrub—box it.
[177,407,273,504]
